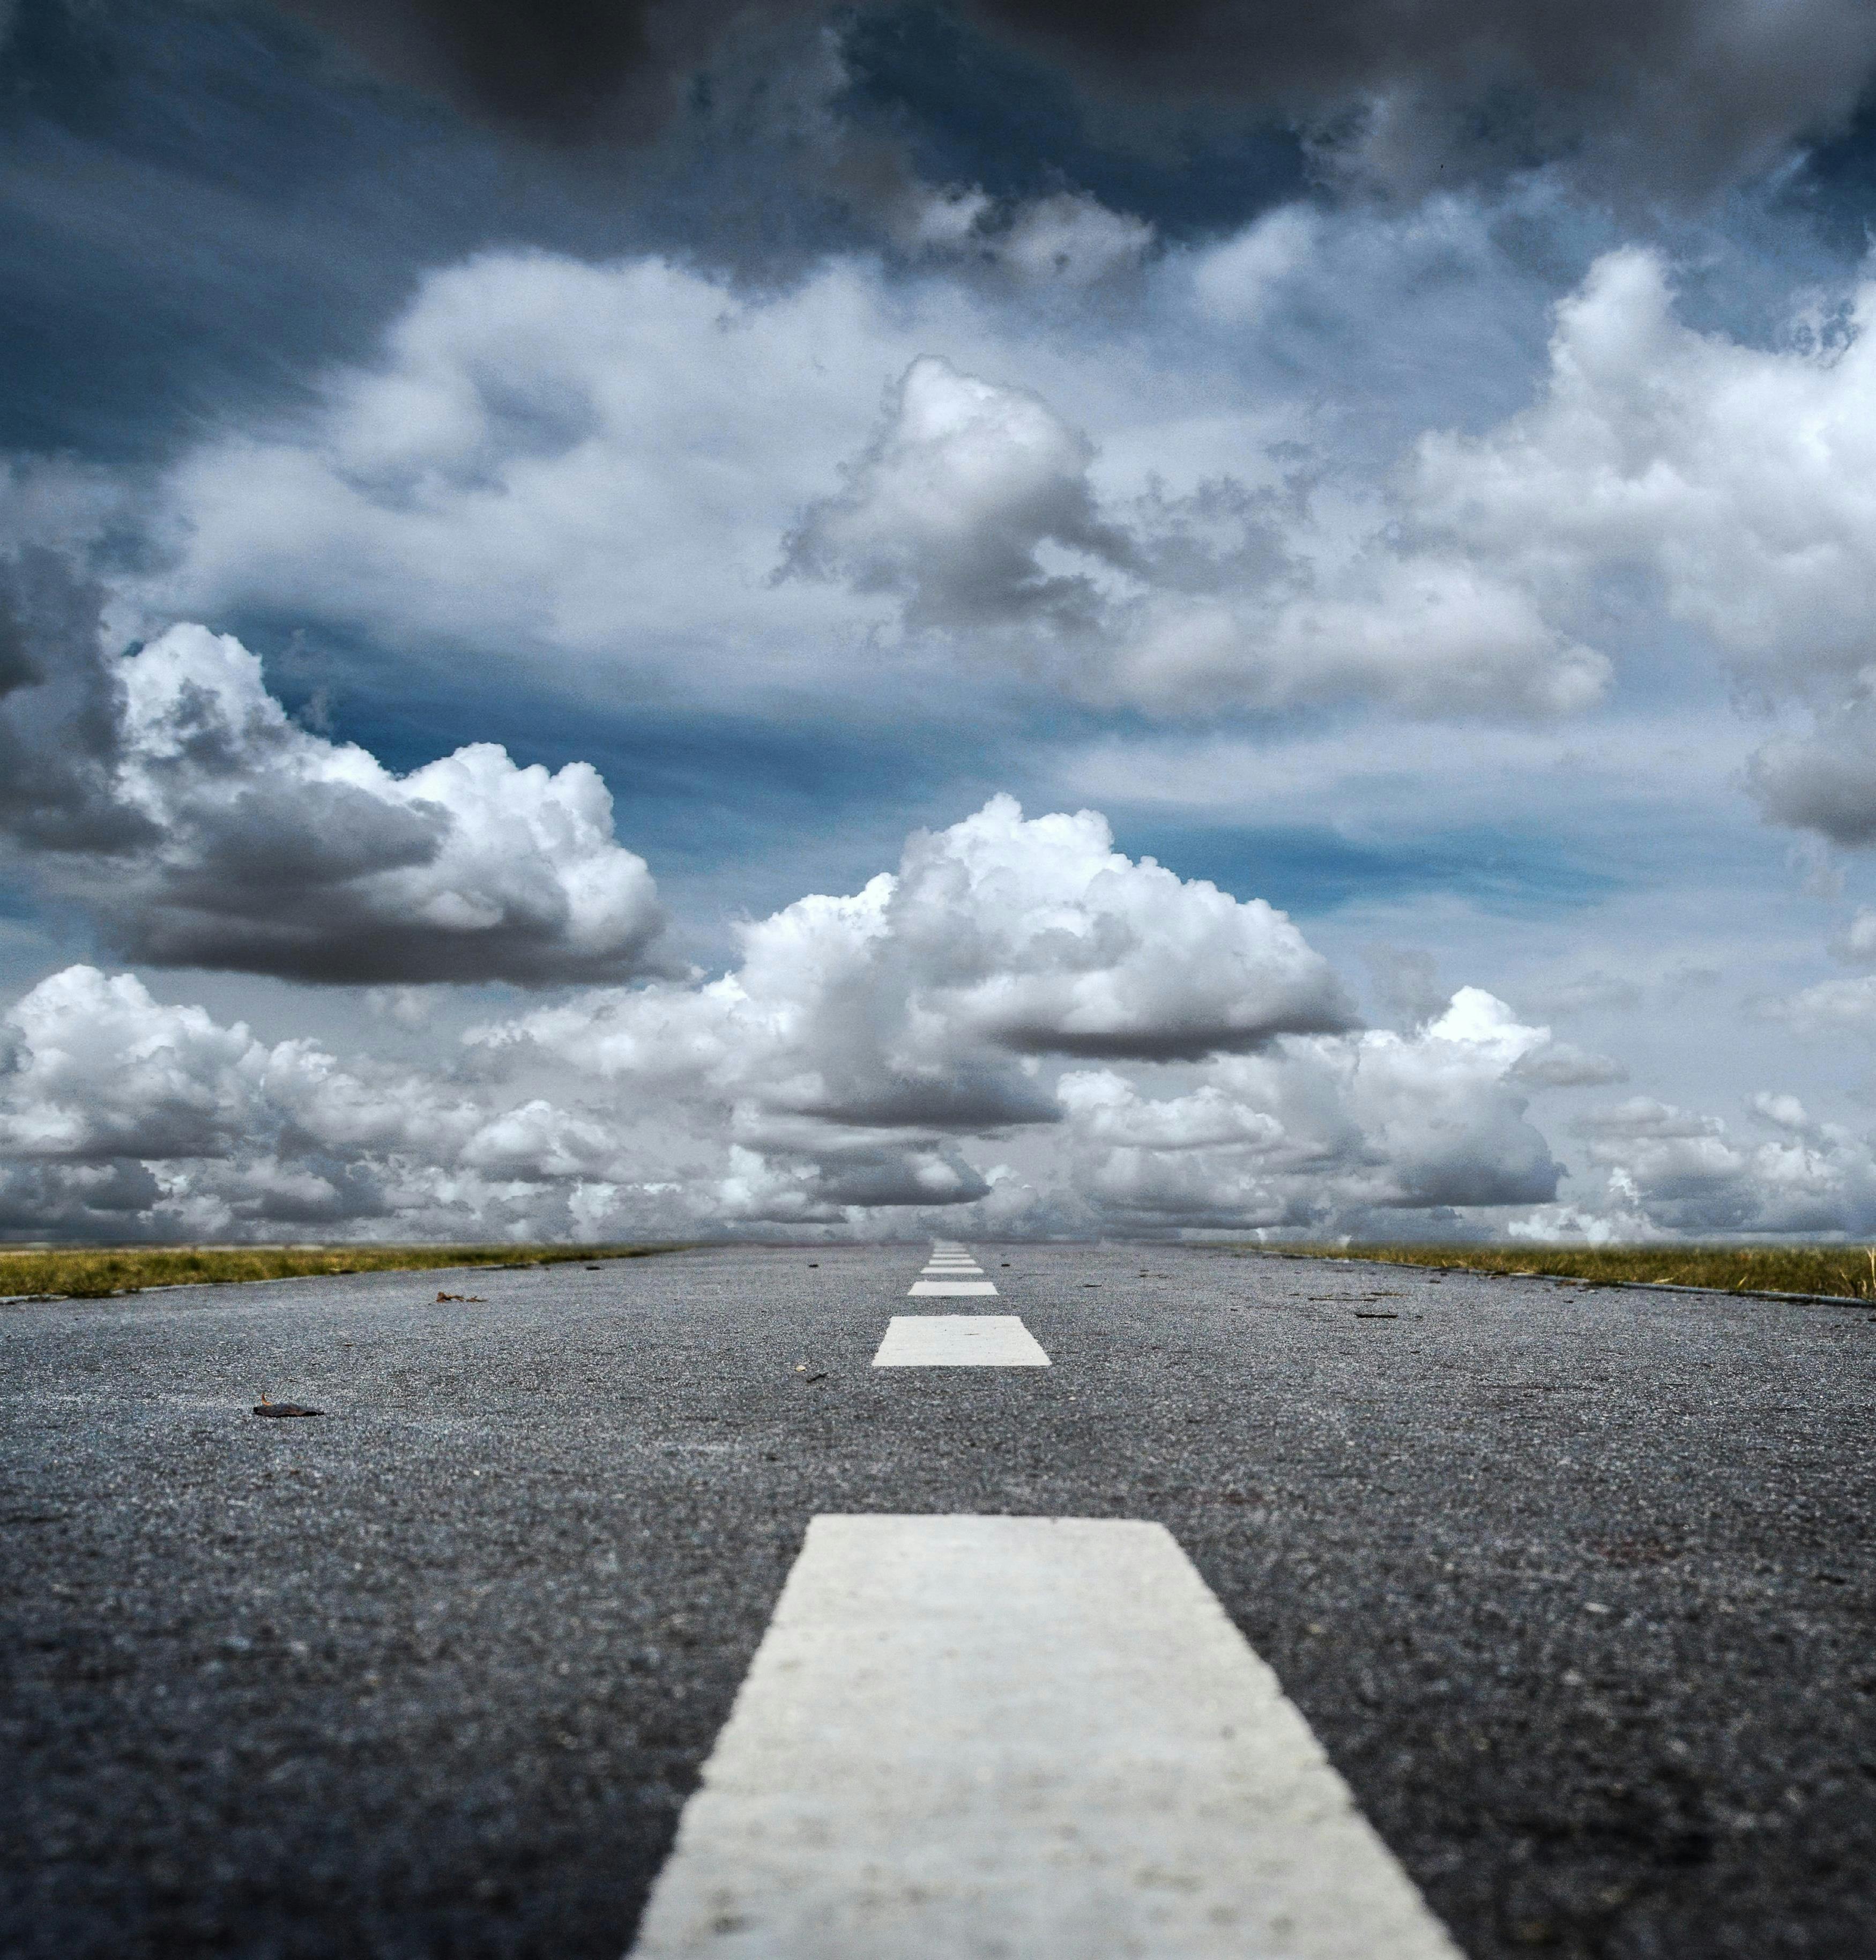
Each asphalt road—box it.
[3,1242,1873,1959]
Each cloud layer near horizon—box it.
[3,784,1863,1246]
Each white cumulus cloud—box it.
[1054,988,1563,1230]
[1402,246,1876,845]
[1555,1093,1876,1236]
[0,561,669,985]
[10,801,1871,1244]
[789,352,1609,716]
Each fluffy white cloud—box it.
[1188,205,1321,325]
[1763,903,1876,1041]
[0,799,1591,1241]
[1770,972,1876,1038]
[1843,908,1876,962]
[0,563,669,984]
[471,796,1361,1221]
[153,253,912,681]
[1414,249,1876,684]
[1054,988,1561,1230]
[994,194,1154,286]
[145,236,1617,723]
[784,356,1130,634]
[0,963,689,1241]
[109,624,668,982]
[1551,1093,1876,1236]
[10,803,1871,1243]
[0,966,273,1164]
[791,351,1608,715]
[1395,246,1876,843]
[882,183,1154,286]
[119,209,1876,833]
[484,792,1355,1084]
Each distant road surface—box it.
[3,1242,1873,1958]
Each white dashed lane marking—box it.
[913,1239,994,1293]
[628,1515,1462,1960]
[872,1316,1048,1367]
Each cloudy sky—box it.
[6,0,1876,1244]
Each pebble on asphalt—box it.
[252,1395,322,1419]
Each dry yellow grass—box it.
[1245,1242,1876,1300]
[0,1242,679,1301]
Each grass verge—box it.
[0,1243,681,1301]
[1242,1242,1876,1301]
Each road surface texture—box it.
[3,1242,1873,1958]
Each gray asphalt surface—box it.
[3,1242,1873,1960]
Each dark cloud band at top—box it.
[267,0,1876,192]
[274,0,816,139]
[965,0,1703,96]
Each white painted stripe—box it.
[629,1516,1461,1959]
[872,1316,1049,1367]
[907,1279,998,1296]
[921,1264,984,1275]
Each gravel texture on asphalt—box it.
[2,1242,1872,1959]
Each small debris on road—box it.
[1354,1311,1399,1319]
[436,1290,486,1303]
[253,1394,322,1418]
[794,1364,827,1383]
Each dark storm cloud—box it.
[823,6,1308,240]
[1748,704,1876,850]
[794,1069,1061,1132]
[0,550,152,852]
[270,0,1876,194]
[273,0,817,140]
[0,1160,166,1237]
[962,0,1749,100]
[0,0,862,469]
[963,0,1876,193]
[0,0,565,464]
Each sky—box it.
[6,1,1876,1245]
